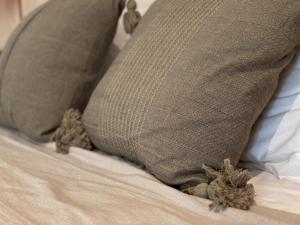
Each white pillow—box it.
[113,0,156,49]
[241,50,300,178]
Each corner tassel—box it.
[123,0,141,34]
[184,159,255,212]
[51,109,93,154]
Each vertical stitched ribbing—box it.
[98,0,223,155]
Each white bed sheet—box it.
[0,127,300,225]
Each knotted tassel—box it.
[51,109,93,154]
[123,0,141,34]
[183,159,255,212]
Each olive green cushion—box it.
[84,0,300,187]
[0,0,124,141]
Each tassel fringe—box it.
[123,0,141,34]
[51,109,93,154]
[184,159,255,212]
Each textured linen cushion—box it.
[0,0,124,141]
[83,0,300,187]
[241,50,300,178]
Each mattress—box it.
[0,127,300,225]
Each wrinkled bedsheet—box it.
[0,128,300,225]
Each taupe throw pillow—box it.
[0,0,124,141]
[83,0,300,187]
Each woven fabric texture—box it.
[84,0,300,187]
[0,0,124,141]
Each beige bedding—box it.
[0,128,300,225]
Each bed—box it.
[1,1,300,224]
[0,127,300,225]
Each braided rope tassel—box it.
[51,109,93,154]
[184,159,255,212]
[123,0,141,34]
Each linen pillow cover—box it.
[83,0,300,187]
[0,0,124,141]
